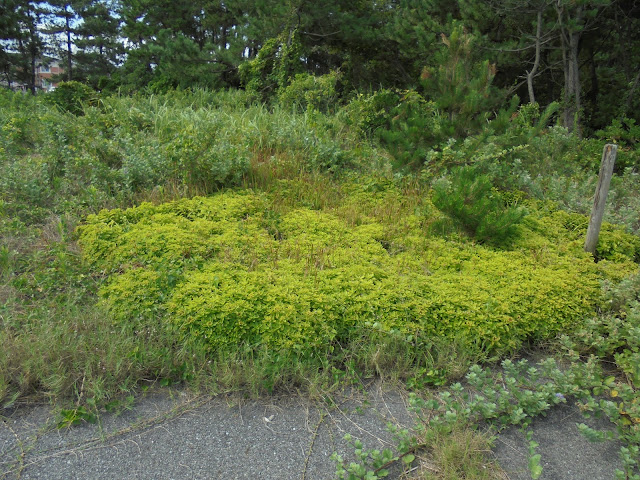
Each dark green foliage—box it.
[239,30,305,101]
[340,89,400,136]
[413,98,640,235]
[594,118,640,171]
[0,0,639,135]
[46,81,97,115]
[377,90,442,170]
[432,166,526,246]
[420,23,504,138]
[0,0,45,94]
[72,0,122,89]
[142,31,224,92]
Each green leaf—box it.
[402,454,415,464]
[530,464,543,479]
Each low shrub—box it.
[46,81,98,115]
[2,89,376,225]
[339,89,400,136]
[0,155,54,223]
[377,90,443,170]
[417,106,640,236]
[277,71,341,113]
[77,187,628,357]
[519,204,640,264]
[594,117,640,171]
[596,224,640,263]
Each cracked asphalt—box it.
[0,384,625,479]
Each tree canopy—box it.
[1,0,639,133]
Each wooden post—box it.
[584,144,617,255]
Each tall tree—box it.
[457,0,618,134]
[119,0,249,90]
[2,0,45,93]
[73,0,123,88]
[554,0,605,135]
[0,0,19,86]
[43,0,78,80]
[388,0,459,84]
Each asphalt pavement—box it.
[0,384,626,480]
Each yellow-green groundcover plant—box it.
[77,185,639,356]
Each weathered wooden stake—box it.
[584,144,617,255]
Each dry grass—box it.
[415,425,508,480]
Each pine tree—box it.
[42,0,78,80]
[73,0,123,89]
[119,0,248,90]
[2,0,45,93]
[421,23,502,137]
[388,0,453,82]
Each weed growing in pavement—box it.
[332,417,504,480]
[525,429,542,479]
[58,405,98,429]
[331,433,408,479]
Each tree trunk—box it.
[527,10,543,104]
[565,29,581,135]
[557,3,583,136]
[27,12,38,95]
[221,22,228,50]
[66,7,72,81]
[624,69,640,115]
[587,45,599,107]
[30,51,36,95]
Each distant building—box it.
[35,60,64,91]
[0,59,65,92]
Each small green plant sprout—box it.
[57,405,98,429]
[104,395,135,415]
[526,429,543,479]
[615,446,640,480]
[332,431,417,480]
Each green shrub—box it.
[0,92,50,157]
[164,124,249,191]
[595,117,640,171]
[339,89,400,136]
[78,188,620,357]
[411,100,640,233]
[0,155,53,222]
[518,205,640,264]
[432,166,526,246]
[278,71,340,113]
[46,81,98,115]
[595,225,640,263]
[239,31,305,102]
[420,23,504,138]
[571,272,640,386]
